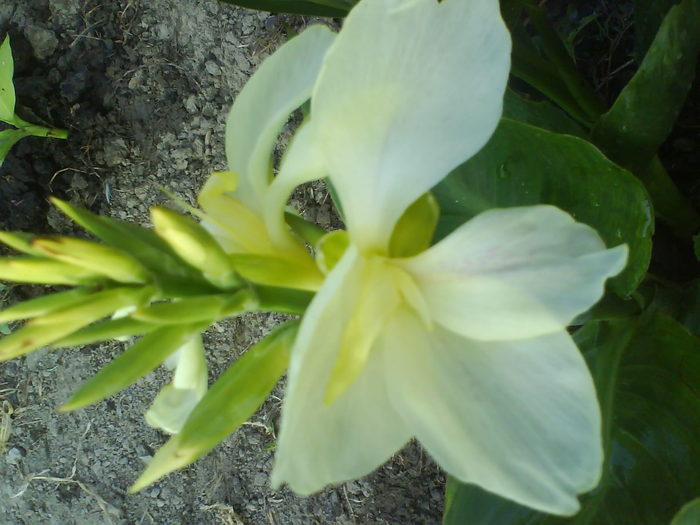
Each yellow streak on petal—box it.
[323,257,399,406]
[390,265,433,330]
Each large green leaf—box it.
[443,312,700,524]
[633,0,679,58]
[503,90,586,138]
[216,0,352,17]
[433,118,653,297]
[0,34,16,122]
[592,0,700,174]
[671,498,700,525]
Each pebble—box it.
[24,25,58,60]
[6,446,27,465]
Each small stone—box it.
[252,472,267,486]
[205,61,221,76]
[7,446,27,465]
[184,96,198,114]
[24,25,58,60]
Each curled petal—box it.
[400,206,628,341]
[382,308,602,515]
[145,335,208,434]
[272,247,411,494]
[222,24,335,209]
[311,0,511,251]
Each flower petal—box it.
[400,205,628,341]
[272,246,411,494]
[224,25,335,209]
[382,308,602,515]
[311,0,511,251]
[145,335,208,434]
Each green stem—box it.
[22,124,68,139]
[509,25,595,126]
[285,212,327,246]
[638,156,700,239]
[524,5,607,120]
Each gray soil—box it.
[0,1,444,523]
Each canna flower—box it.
[256,0,627,516]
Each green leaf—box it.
[443,312,700,524]
[433,119,653,297]
[0,257,105,285]
[31,236,151,284]
[503,90,586,138]
[592,0,700,174]
[151,206,240,289]
[0,231,51,257]
[389,192,440,258]
[51,317,157,348]
[62,322,207,411]
[50,198,203,282]
[671,498,700,525]
[216,0,352,17]
[130,291,250,325]
[130,320,298,491]
[0,129,29,166]
[633,0,679,58]
[0,34,16,122]
[0,288,92,322]
[0,287,151,361]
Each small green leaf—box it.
[389,192,439,258]
[253,285,313,315]
[0,129,29,166]
[130,292,250,325]
[433,119,653,297]
[0,287,151,360]
[130,321,297,491]
[593,0,700,174]
[0,288,92,322]
[0,34,16,122]
[671,498,700,525]
[151,206,240,289]
[31,236,151,284]
[0,257,105,285]
[51,317,157,348]
[62,322,207,411]
[230,253,323,291]
[50,198,201,281]
[315,230,349,274]
[0,231,51,256]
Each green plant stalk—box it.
[524,5,607,120]
[509,26,594,126]
[638,156,700,239]
[11,115,68,139]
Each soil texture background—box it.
[0,1,445,523]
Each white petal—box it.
[265,122,327,252]
[311,0,511,251]
[145,336,208,434]
[382,308,602,515]
[225,25,335,209]
[400,206,628,340]
[272,246,411,494]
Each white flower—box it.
[256,0,627,516]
